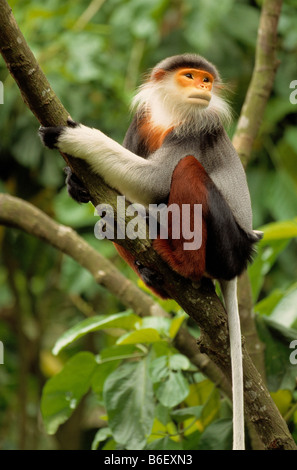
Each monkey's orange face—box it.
[174,68,214,107]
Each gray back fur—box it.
[147,125,253,234]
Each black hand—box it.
[64,166,91,203]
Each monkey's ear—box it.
[152,69,166,81]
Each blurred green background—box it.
[0,0,297,450]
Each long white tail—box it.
[220,278,245,450]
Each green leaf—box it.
[171,406,203,423]
[255,282,297,328]
[103,359,155,449]
[156,370,189,408]
[53,311,139,355]
[91,360,121,397]
[270,390,292,417]
[91,427,112,450]
[149,356,169,383]
[149,354,191,385]
[169,312,187,338]
[255,289,285,317]
[169,354,191,371]
[41,352,97,434]
[270,285,297,328]
[260,218,297,240]
[248,239,289,301]
[255,316,297,392]
[198,418,233,450]
[91,345,141,397]
[140,316,172,336]
[146,436,183,450]
[99,344,139,361]
[116,328,162,345]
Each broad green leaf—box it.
[270,285,297,328]
[156,370,189,408]
[91,344,141,397]
[198,418,233,450]
[185,380,215,407]
[169,354,191,371]
[53,311,139,355]
[262,171,297,222]
[91,427,112,450]
[41,352,97,434]
[149,354,191,384]
[116,328,162,345]
[155,403,171,426]
[260,316,297,342]
[260,218,297,241]
[254,289,285,317]
[182,431,201,450]
[103,359,154,450]
[91,360,121,397]
[200,387,221,428]
[255,316,297,392]
[147,417,179,445]
[169,312,187,338]
[171,406,203,423]
[149,356,169,383]
[248,239,289,301]
[146,436,183,450]
[139,316,171,336]
[99,344,139,361]
[270,390,292,416]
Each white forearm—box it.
[56,124,168,205]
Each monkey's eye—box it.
[203,77,210,83]
[185,73,194,79]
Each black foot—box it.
[64,166,91,203]
[135,261,168,298]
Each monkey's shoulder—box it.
[123,113,151,158]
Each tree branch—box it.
[0,0,295,449]
[232,0,283,166]
[232,0,283,395]
[0,193,231,398]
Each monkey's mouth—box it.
[188,92,211,103]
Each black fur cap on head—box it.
[151,53,220,82]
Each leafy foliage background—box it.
[0,0,297,450]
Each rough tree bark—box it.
[0,0,295,449]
